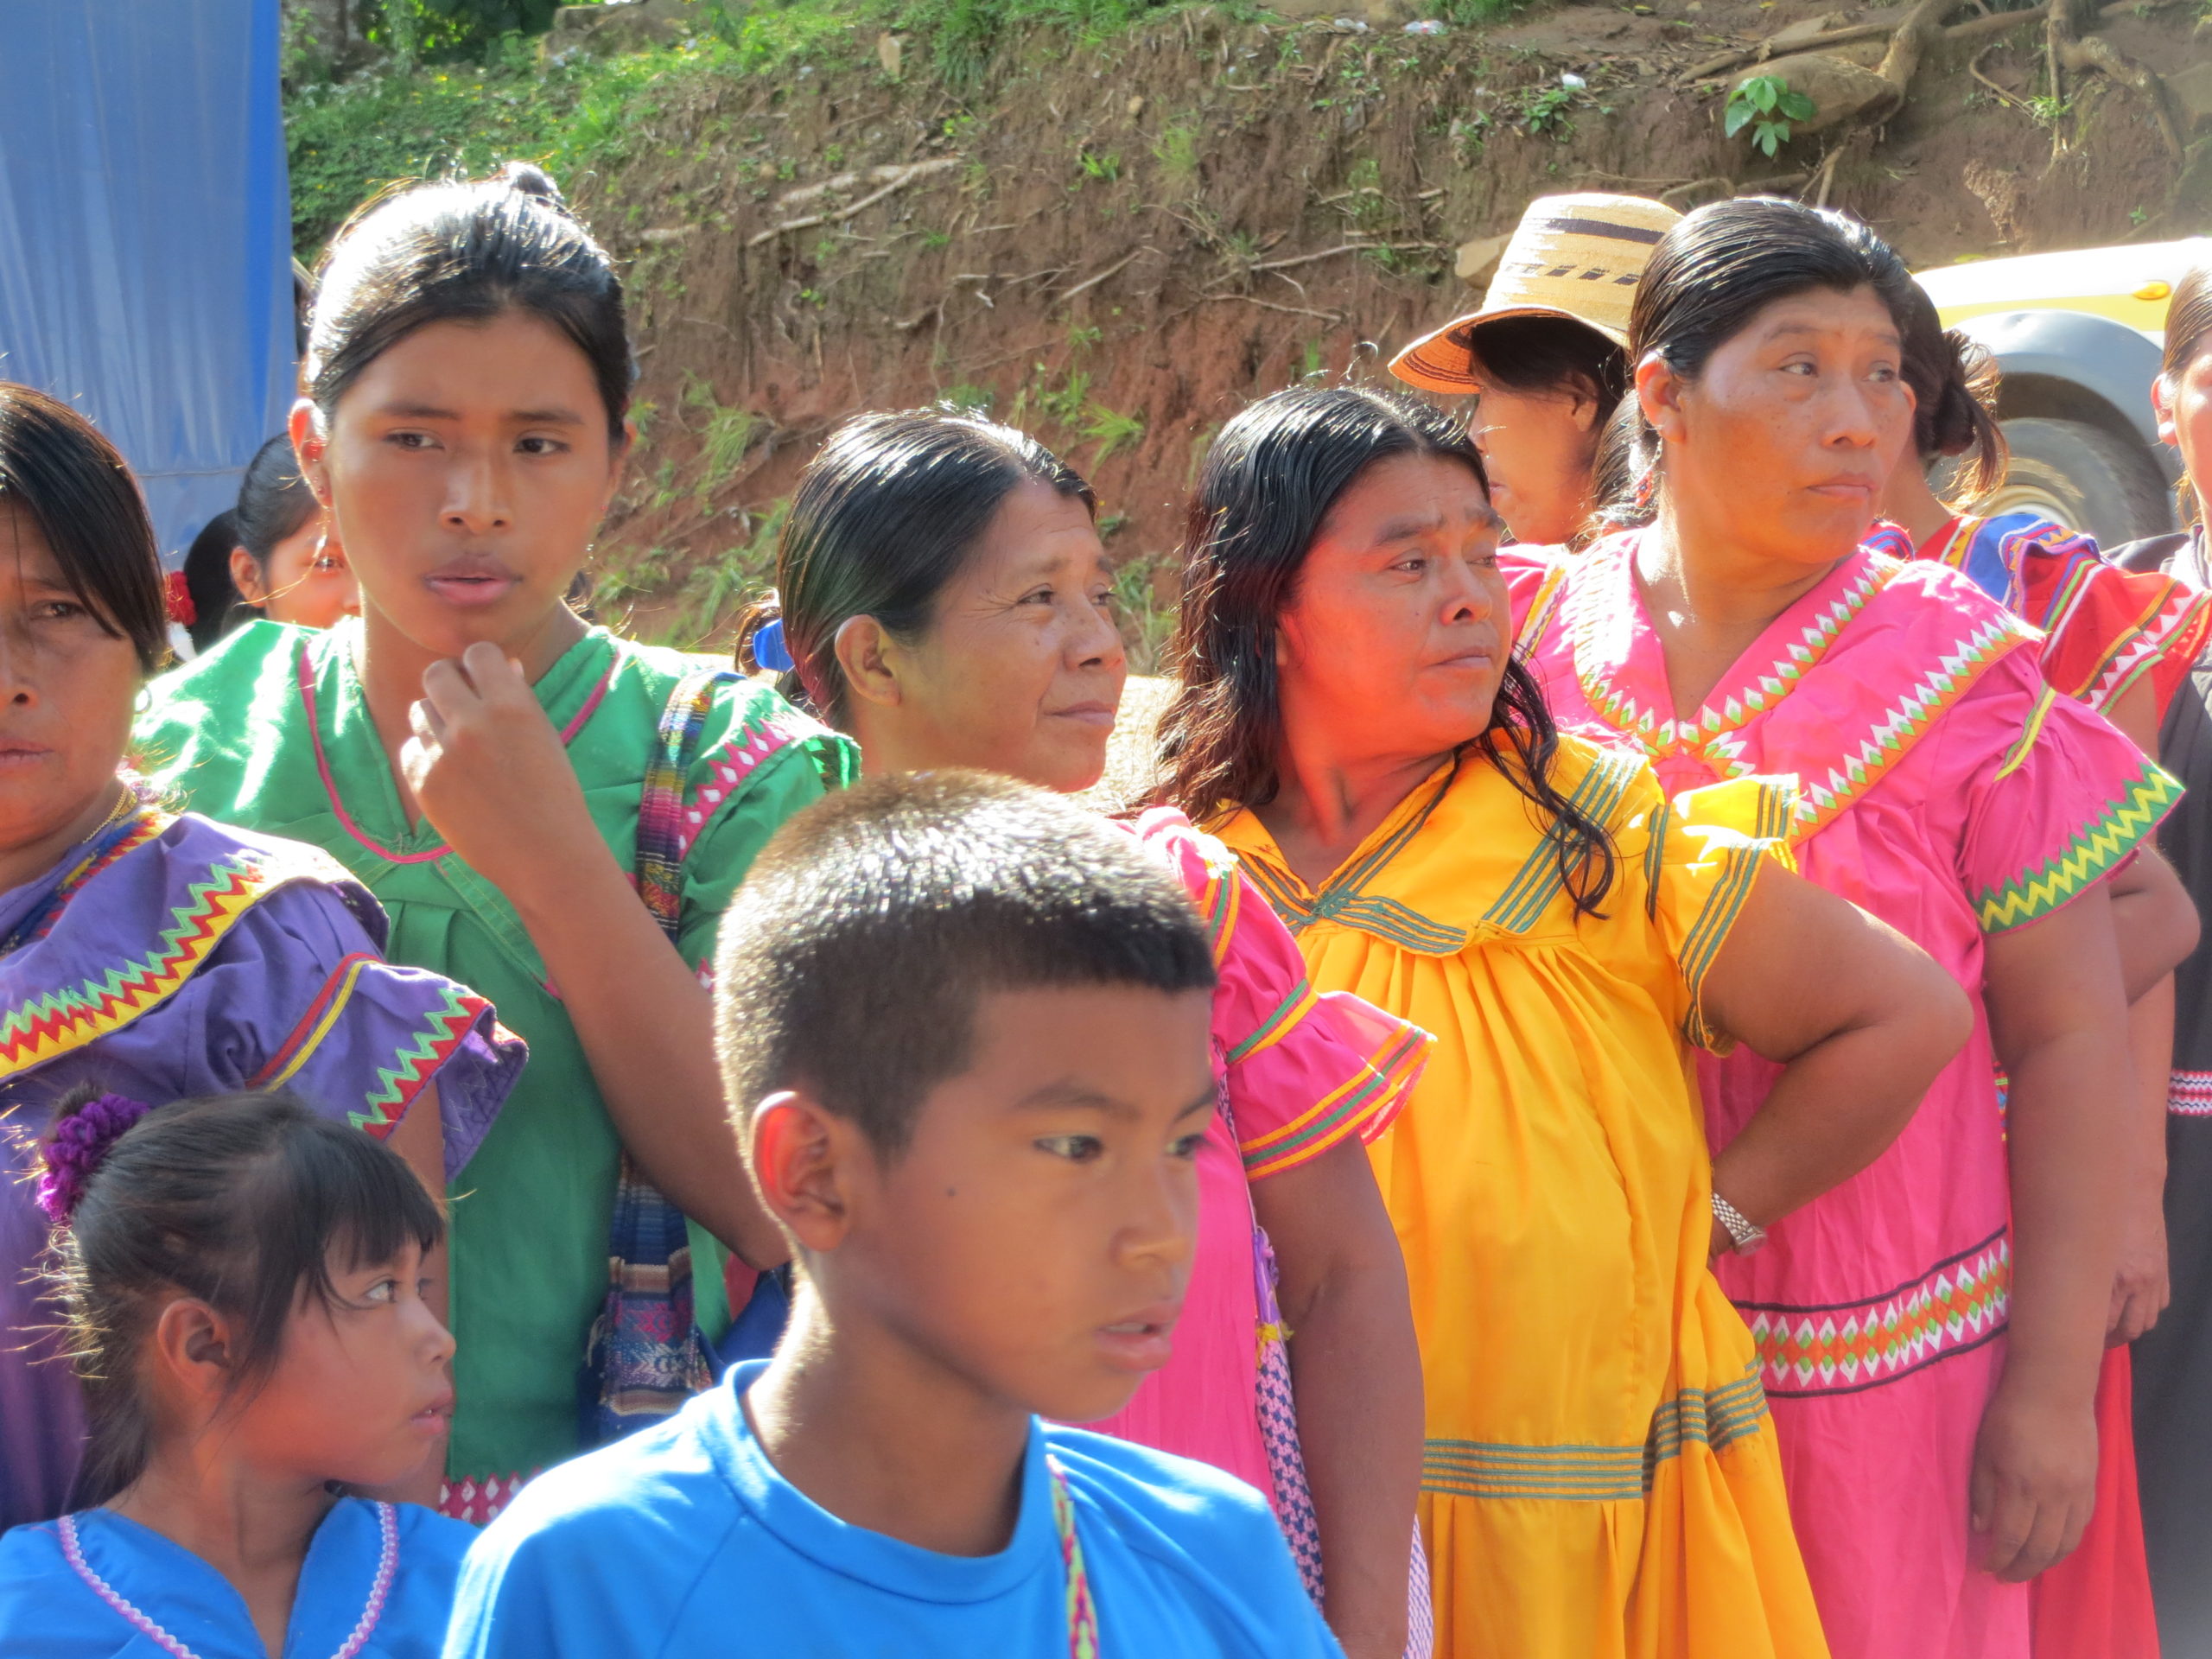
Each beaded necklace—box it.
[1046,1454,1101,1659]
[57,1502,398,1659]
[0,787,149,956]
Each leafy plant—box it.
[1520,84,1578,139]
[1081,403,1146,461]
[1725,74,1815,158]
[1109,552,1174,675]
[668,499,791,645]
[1038,368,1092,427]
[358,0,570,63]
[1153,122,1201,193]
[1077,147,1123,185]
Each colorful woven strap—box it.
[583,667,732,1445]
[59,1503,397,1659]
[1046,1454,1101,1659]
[637,668,723,932]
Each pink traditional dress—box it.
[1508,533,2181,1659]
[1874,513,2202,1659]
[1094,809,1431,1621]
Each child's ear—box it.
[149,1298,240,1405]
[749,1090,861,1252]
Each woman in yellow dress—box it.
[1159,385,1974,1659]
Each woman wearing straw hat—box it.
[1391,194,1680,550]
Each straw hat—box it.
[1390,194,1682,395]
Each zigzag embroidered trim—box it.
[1567,544,1895,758]
[1742,1230,2010,1397]
[60,1503,397,1659]
[1974,763,2183,933]
[675,703,839,862]
[350,983,495,1138]
[2170,1071,2212,1116]
[1737,609,2031,838]
[0,855,273,1075]
[1419,1363,1772,1503]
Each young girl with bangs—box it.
[0,1090,474,1658]
[137,164,856,1521]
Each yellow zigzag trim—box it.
[0,856,272,1077]
[1975,764,2183,933]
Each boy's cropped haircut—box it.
[714,771,1218,1160]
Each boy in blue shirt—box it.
[444,772,1345,1658]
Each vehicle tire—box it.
[1974,416,2175,545]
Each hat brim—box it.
[1389,305,1631,396]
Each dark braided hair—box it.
[1159,385,1617,918]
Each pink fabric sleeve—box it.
[1498,545,1564,645]
[1133,808,1433,1181]
[1948,652,2183,935]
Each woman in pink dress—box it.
[741,409,1430,1659]
[1509,197,2188,1659]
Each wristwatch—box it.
[1711,1192,1767,1255]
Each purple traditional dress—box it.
[0,796,524,1529]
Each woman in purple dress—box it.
[0,384,523,1528]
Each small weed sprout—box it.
[1726,74,1815,158]
[1521,84,1577,139]
[1082,403,1146,461]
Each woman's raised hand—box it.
[402,641,604,901]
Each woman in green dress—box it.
[137,163,855,1521]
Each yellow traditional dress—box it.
[1217,735,1828,1659]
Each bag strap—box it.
[637,667,728,940]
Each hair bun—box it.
[37,1091,156,1224]
[497,162,565,207]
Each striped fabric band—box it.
[1479,750,1637,933]
[251,951,377,1093]
[1239,1020,1432,1179]
[1676,779,1795,1052]
[1541,214,1667,244]
[2171,1071,2212,1116]
[1421,1363,1770,1503]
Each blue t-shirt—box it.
[443,1360,1343,1658]
[0,1497,473,1657]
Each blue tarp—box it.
[0,0,296,565]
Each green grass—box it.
[287,0,1225,258]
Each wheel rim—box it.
[1970,479,2079,527]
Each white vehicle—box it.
[1916,238,2209,544]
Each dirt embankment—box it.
[563,0,2211,653]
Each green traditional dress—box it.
[137,620,856,1519]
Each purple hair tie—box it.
[36,1094,154,1224]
